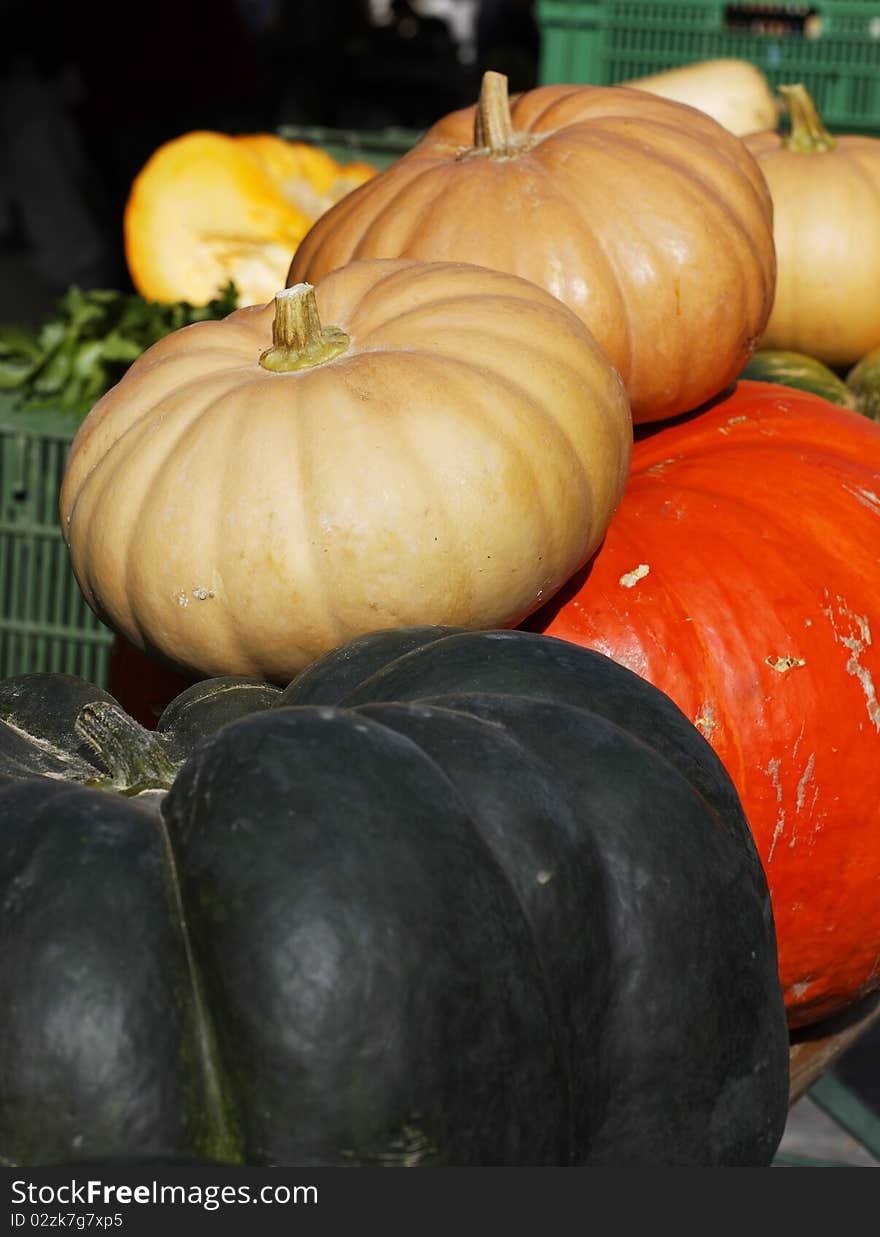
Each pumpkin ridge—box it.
[347,162,467,265]
[300,345,576,634]
[326,262,529,338]
[505,82,626,134]
[347,343,596,592]
[582,119,770,262]
[837,145,880,199]
[353,697,580,1158]
[63,356,268,512]
[416,689,764,885]
[74,372,269,642]
[633,117,771,231]
[165,704,571,1164]
[510,85,598,133]
[390,690,785,1163]
[350,291,601,372]
[307,163,440,270]
[153,804,242,1162]
[588,133,766,407]
[532,147,637,380]
[292,372,350,659]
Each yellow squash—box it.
[124,131,376,308]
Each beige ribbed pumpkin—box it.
[289,72,776,424]
[745,84,880,367]
[60,259,632,683]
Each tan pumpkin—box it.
[59,259,632,683]
[289,71,776,424]
[745,84,880,366]
[619,59,780,136]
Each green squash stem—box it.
[259,284,349,372]
[75,700,179,794]
[780,83,836,153]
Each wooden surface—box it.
[788,990,880,1104]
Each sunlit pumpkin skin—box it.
[123,131,376,308]
[619,59,780,136]
[59,258,632,684]
[524,380,880,1028]
[289,72,776,424]
[0,630,789,1166]
[745,85,880,367]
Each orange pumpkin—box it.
[124,131,376,308]
[60,259,632,683]
[525,380,880,1027]
[289,71,776,424]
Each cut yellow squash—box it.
[124,131,376,308]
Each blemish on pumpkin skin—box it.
[796,754,816,814]
[646,455,683,475]
[718,415,749,436]
[788,980,812,1000]
[694,704,717,738]
[619,563,650,589]
[764,757,786,862]
[842,483,880,516]
[821,594,880,732]
[765,655,806,673]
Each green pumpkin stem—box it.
[780,83,836,153]
[474,70,515,153]
[259,284,349,372]
[75,701,179,794]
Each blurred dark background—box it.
[0,0,538,319]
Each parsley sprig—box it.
[0,282,239,418]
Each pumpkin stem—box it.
[259,284,349,372]
[75,701,179,794]
[474,70,516,153]
[780,83,836,153]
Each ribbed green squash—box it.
[739,350,855,407]
[846,348,880,422]
[0,629,789,1167]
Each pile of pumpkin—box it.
[4,63,880,1169]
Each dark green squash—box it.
[845,347,880,422]
[739,349,856,407]
[0,629,789,1167]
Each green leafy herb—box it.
[0,282,239,418]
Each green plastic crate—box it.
[537,1,880,133]
[275,124,424,169]
[0,401,113,686]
